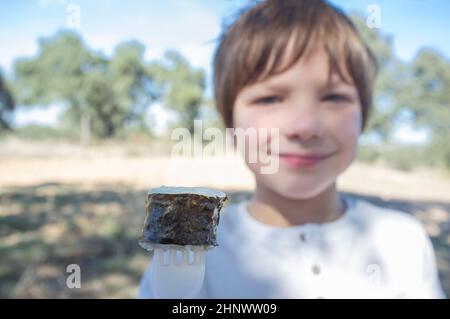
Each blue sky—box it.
[1,0,449,142]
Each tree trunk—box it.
[80,113,91,146]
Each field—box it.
[1,138,449,298]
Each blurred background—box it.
[0,0,449,298]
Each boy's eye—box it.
[322,93,352,103]
[254,95,282,105]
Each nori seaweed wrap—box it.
[139,186,228,251]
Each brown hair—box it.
[213,0,378,132]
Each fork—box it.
[149,245,206,298]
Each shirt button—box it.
[312,264,321,275]
[299,232,306,242]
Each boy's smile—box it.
[275,151,335,169]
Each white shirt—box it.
[139,195,445,299]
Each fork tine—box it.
[155,248,165,266]
[195,249,204,264]
[171,249,178,265]
[182,249,189,264]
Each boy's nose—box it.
[282,104,323,141]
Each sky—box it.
[1,0,449,143]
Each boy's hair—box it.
[213,0,378,132]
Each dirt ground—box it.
[1,139,449,298]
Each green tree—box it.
[351,14,403,143]
[353,15,450,170]
[68,41,158,139]
[152,50,206,134]
[108,41,159,135]
[0,72,15,132]
[14,31,158,142]
[397,48,450,169]
[14,31,102,143]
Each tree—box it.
[106,41,159,136]
[396,48,450,169]
[0,72,15,132]
[65,41,159,139]
[14,31,102,143]
[152,50,206,134]
[352,15,450,170]
[350,14,403,143]
[13,31,158,142]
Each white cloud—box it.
[14,103,67,128]
[147,102,176,136]
[393,124,429,145]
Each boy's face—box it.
[233,46,361,199]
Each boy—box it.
[140,0,445,298]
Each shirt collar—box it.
[235,194,361,245]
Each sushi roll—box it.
[139,186,228,251]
